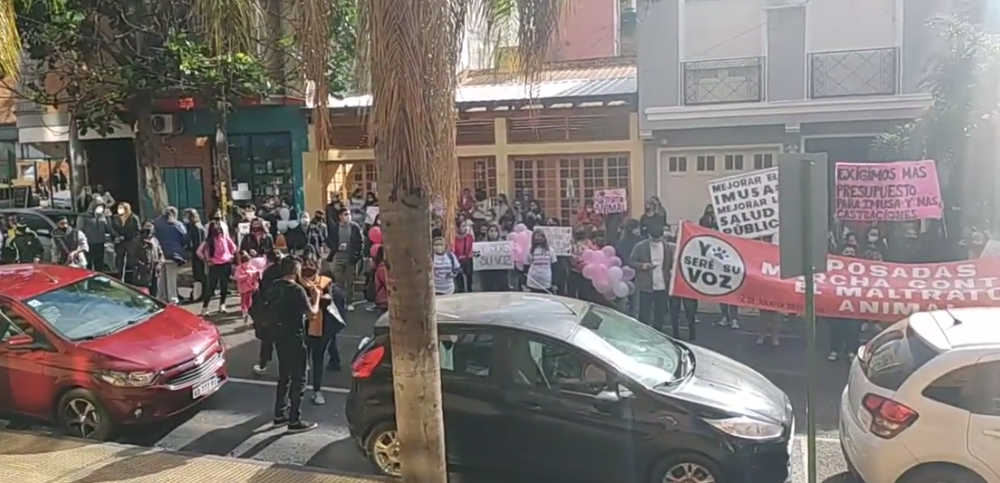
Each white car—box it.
[840,308,1000,483]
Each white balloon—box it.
[612,281,629,298]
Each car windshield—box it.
[23,275,164,341]
[578,305,682,387]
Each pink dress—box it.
[234,263,261,315]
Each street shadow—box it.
[304,436,371,474]
[75,445,190,483]
[178,413,274,456]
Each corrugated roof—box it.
[326,60,636,109]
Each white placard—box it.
[534,226,572,256]
[236,220,271,249]
[981,239,1000,259]
[365,206,379,224]
[472,241,513,271]
[707,167,779,238]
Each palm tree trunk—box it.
[369,0,454,481]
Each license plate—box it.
[192,377,220,399]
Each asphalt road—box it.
[10,292,863,483]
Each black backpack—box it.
[249,284,278,339]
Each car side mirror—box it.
[593,390,621,409]
[5,334,35,350]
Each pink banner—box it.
[834,160,943,221]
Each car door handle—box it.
[983,429,1000,439]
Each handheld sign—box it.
[834,160,942,221]
[472,241,514,271]
[593,189,628,214]
[534,226,572,256]
[707,168,779,238]
[365,206,379,224]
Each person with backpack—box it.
[252,250,284,375]
[132,221,165,296]
[431,229,461,295]
[1,220,43,264]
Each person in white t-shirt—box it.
[525,230,557,292]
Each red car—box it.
[0,264,227,440]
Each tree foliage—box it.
[870,9,1000,227]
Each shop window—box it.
[724,154,744,171]
[228,134,294,207]
[696,155,716,172]
[668,156,687,173]
[512,154,629,225]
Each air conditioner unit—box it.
[150,114,178,134]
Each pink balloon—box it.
[369,226,383,244]
[593,277,612,293]
[514,223,528,233]
[582,264,598,280]
[603,291,616,301]
[607,266,623,283]
[601,246,616,258]
[621,266,636,281]
[582,250,597,263]
[608,257,622,268]
[370,243,381,258]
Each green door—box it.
[162,168,205,221]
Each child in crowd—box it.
[234,250,262,324]
[431,230,461,295]
[525,230,557,293]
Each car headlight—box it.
[705,416,783,440]
[95,370,158,387]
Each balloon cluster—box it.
[507,223,531,270]
[581,246,636,300]
[369,226,383,257]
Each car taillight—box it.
[351,346,385,379]
[862,393,918,439]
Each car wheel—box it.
[56,388,116,441]
[365,421,402,478]
[651,452,727,483]
[900,465,985,483]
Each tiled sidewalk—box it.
[0,430,389,483]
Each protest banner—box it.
[834,160,943,221]
[593,189,628,214]
[472,241,514,271]
[707,167,779,238]
[669,220,1000,322]
[534,226,572,256]
[365,206,379,224]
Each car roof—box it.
[909,308,1000,351]
[373,292,591,341]
[0,208,78,217]
[0,264,92,300]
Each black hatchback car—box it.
[347,293,794,483]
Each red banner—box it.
[668,221,1000,321]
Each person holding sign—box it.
[525,230,557,293]
[478,224,511,291]
[432,230,461,295]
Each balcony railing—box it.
[809,48,899,99]
[682,56,764,105]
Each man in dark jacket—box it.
[325,208,364,309]
[154,206,187,303]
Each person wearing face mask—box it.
[196,221,238,315]
[78,202,113,273]
[302,255,347,404]
[52,216,89,267]
[630,224,673,331]
[525,200,544,230]
[827,245,862,361]
[615,220,642,316]
[431,230,461,295]
[478,223,510,291]
[240,218,276,255]
[306,211,328,256]
[864,227,888,260]
[111,202,141,281]
[284,213,309,255]
[348,188,366,225]
[325,208,364,309]
[568,227,596,300]
[76,185,94,213]
[453,220,475,292]
[153,206,188,303]
[639,198,667,238]
[133,221,165,296]
[184,210,208,302]
[1,218,43,264]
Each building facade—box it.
[637,0,948,225]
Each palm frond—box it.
[189,0,262,53]
[468,0,564,84]
[0,0,21,80]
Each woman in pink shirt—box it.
[453,221,475,292]
[196,221,238,315]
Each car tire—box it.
[365,420,403,478]
[900,465,986,483]
[650,452,727,483]
[56,388,116,441]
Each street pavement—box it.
[11,290,863,483]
